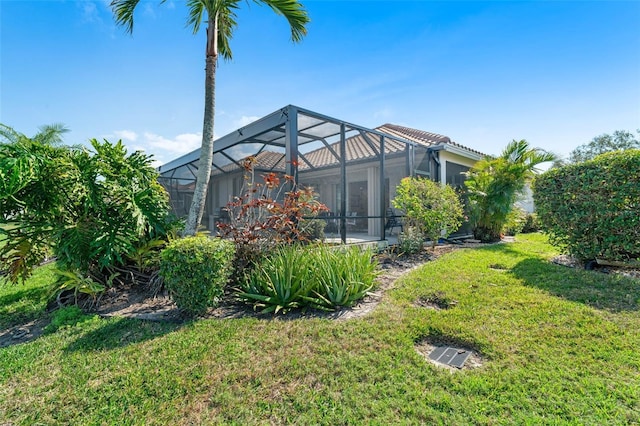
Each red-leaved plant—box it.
[217,157,328,272]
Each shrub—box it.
[502,206,527,236]
[398,226,425,254]
[217,157,328,272]
[239,245,316,314]
[533,149,640,261]
[160,236,235,316]
[238,244,377,314]
[0,126,179,285]
[521,212,539,233]
[299,218,326,241]
[392,177,463,249]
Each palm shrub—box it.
[392,177,463,250]
[464,140,556,242]
[160,235,235,316]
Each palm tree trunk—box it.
[184,17,217,236]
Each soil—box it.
[1,242,482,348]
[7,238,635,349]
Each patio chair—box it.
[384,208,403,234]
[346,212,358,229]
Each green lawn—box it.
[1,234,638,424]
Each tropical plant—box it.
[464,139,556,242]
[217,157,327,272]
[160,235,235,316]
[502,206,527,236]
[392,177,464,249]
[238,244,377,313]
[239,244,316,314]
[50,269,106,309]
[0,124,179,286]
[311,245,377,309]
[111,0,310,236]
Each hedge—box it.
[532,149,640,262]
[160,236,235,316]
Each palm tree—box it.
[464,139,557,242]
[0,123,69,146]
[111,0,310,236]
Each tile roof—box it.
[377,124,485,157]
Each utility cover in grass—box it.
[428,346,471,368]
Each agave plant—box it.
[238,245,317,314]
[311,246,377,310]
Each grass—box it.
[1,233,639,424]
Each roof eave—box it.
[431,143,484,162]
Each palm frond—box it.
[0,123,23,144]
[35,123,69,145]
[111,0,141,34]
[256,0,310,42]
[186,0,207,34]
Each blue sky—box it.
[1,0,639,166]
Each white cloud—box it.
[142,132,202,155]
[113,130,138,142]
[233,115,261,128]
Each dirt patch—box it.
[0,318,49,349]
[414,291,458,310]
[552,255,640,280]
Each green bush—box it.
[392,177,463,249]
[521,212,539,233]
[398,226,425,254]
[533,149,640,261]
[299,218,326,241]
[502,207,527,236]
[160,236,235,316]
[238,244,377,314]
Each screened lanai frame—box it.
[158,104,431,244]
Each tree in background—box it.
[569,130,639,163]
[464,140,556,243]
[111,0,310,236]
[392,177,464,251]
